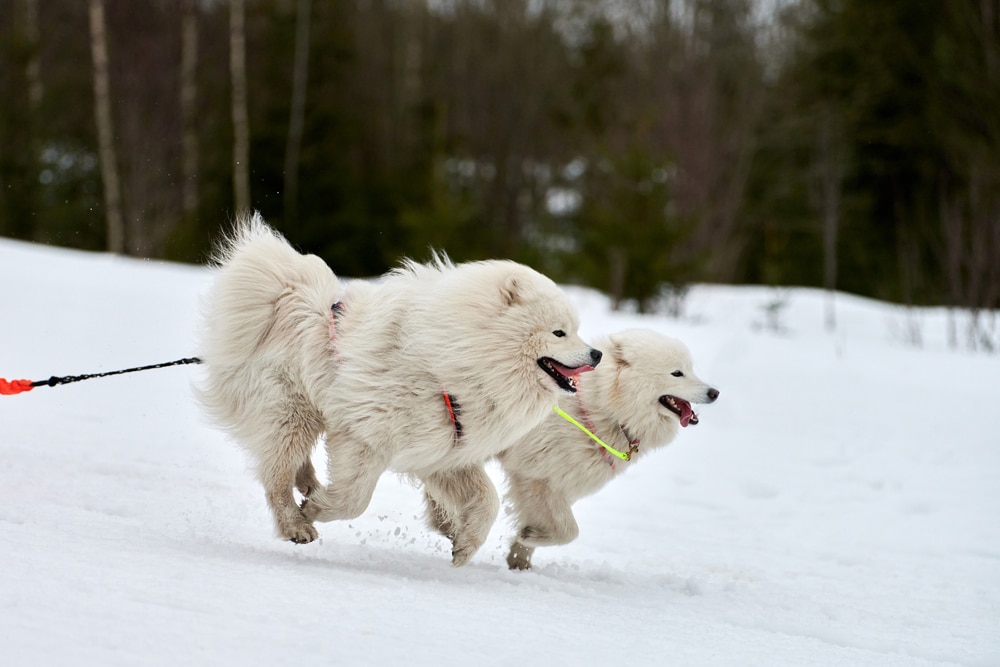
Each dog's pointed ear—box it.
[608,335,630,368]
[500,274,521,307]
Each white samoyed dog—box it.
[494,328,718,570]
[197,213,602,565]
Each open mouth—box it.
[660,395,699,427]
[538,358,595,393]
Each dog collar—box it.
[618,424,640,448]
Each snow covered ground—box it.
[1,237,997,666]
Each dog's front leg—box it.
[294,460,321,498]
[505,477,579,569]
[422,465,499,567]
[301,433,390,522]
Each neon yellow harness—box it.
[552,405,638,461]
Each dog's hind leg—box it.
[421,465,499,567]
[253,405,324,544]
[264,466,317,544]
[233,379,325,544]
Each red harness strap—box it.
[442,390,463,439]
[575,386,617,467]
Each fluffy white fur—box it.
[495,328,719,570]
[197,213,601,566]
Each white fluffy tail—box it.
[199,212,342,369]
[209,211,283,268]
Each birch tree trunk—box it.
[812,107,845,332]
[21,0,43,110]
[284,0,311,233]
[398,1,423,151]
[88,0,125,254]
[230,0,251,214]
[181,0,200,223]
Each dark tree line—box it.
[1,0,998,323]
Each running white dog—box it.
[197,214,602,565]
[496,328,718,570]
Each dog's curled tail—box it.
[209,211,284,268]
[199,212,342,369]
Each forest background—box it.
[1,0,998,336]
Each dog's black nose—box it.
[589,348,603,366]
[707,387,719,402]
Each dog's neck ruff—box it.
[552,405,638,463]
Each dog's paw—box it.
[284,522,319,544]
[450,545,475,567]
[506,541,534,571]
[449,530,479,567]
[450,529,490,567]
[279,507,319,544]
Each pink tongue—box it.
[679,403,694,428]
[552,362,595,378]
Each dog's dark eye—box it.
[552,330,566,338]
[671,370,684,377]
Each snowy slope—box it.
[1,238,997,667]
